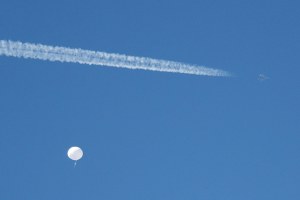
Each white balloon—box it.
[68,147,83,161]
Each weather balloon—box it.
[68,146,83,161]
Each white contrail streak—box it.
[0,40,230,76]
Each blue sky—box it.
[0,0,299,199]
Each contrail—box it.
[0,40,231,76]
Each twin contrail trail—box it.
[0,40,230,77]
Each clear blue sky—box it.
[0,0,299,199]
